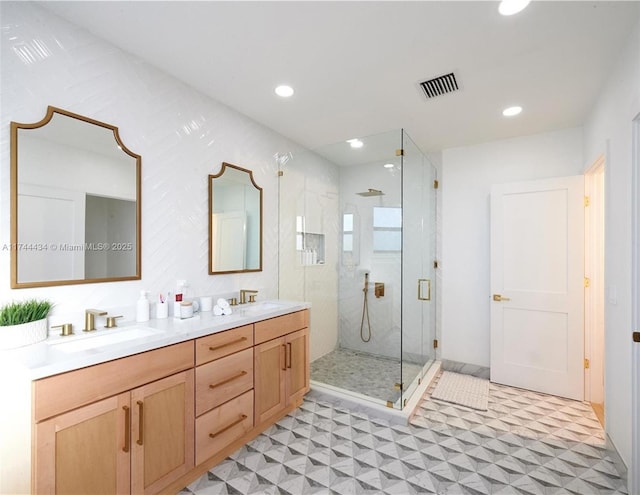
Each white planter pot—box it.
[0,318,48,350]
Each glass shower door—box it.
[401,130,437,407]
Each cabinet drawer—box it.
[196,347,254,416]
[34,341,194,422]
[195,389,254,465]
[195,325,254,366]
[254,310,309,344]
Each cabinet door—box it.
[131,370,194,495]
[286,328,310,405]
[34,392,130,495]
[254,337,287,424]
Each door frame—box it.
[630,113,640,495]
[584,155,605,407]
[490,175,585,400]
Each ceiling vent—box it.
[420,72,459,99]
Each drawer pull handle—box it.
[122,406,130,453]
[136,400,144,446]
[209,414,248,439]
[209,370,248,389]
[209,337,247,352]
[286,342,292,369]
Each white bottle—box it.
[136,290,150,322]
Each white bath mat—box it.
[430,371,489,411]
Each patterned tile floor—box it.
[181,374,627,494]
[310,348,424,404]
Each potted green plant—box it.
[0,299,53,349]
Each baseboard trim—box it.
[605,433,628,491]
[441,359,490,379]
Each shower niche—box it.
[278,128,438,411]
[297,232,325,266]
[296,214,325,265]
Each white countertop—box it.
[1,300,310,380]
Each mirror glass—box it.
[10,106,141,288]
[209,162,262,274]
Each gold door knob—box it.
[492,294,511,302]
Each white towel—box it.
[213,304,232,316]
[216,298,230,310]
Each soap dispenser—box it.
[136,290,150,322]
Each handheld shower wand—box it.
[360,272,372,342]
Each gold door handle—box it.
[209,371,248,389]
[122,406,130,453]
[493,294,511,302]
[418,279,431,301]
[281,344,287,371]
[209,337,247,352]
[286,342,292,369]
[136,400,144,446]
[208,414,248,439]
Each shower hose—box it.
[360,273,372,342]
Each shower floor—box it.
[310,348,423,404]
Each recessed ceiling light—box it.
[384,163,395,168]
[499,0,530,16]
[347,138,364,149]
[275,85,294,97]
[502,106,523,117]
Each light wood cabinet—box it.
[254,312,309,424]
[131,371,195,494]
[195,324,253,366]
[33,343,194,495]
[27,309,310,495]
[194,325,256,467]
[196,347,254,416]
[286,328,310,404]
[195,389,254,465]
[254,336,288,423]
[34,393,130,495]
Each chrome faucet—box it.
[84,309,107,332]
[239,289,258,304]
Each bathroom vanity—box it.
[0,301,310,495]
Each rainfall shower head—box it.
[356,188,384,197]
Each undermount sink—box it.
[240,301,286,314]
[49,327,164,353]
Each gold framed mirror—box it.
[209,162,263,274]
[10,106,141,288]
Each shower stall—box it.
[278,129,438,410]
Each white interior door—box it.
[490,175,584,400]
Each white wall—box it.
[0,3,303,329]
[583,19,640,473]
[441,127,584,367]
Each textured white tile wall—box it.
[0,2,304,329]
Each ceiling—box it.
[39,1,640,155]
